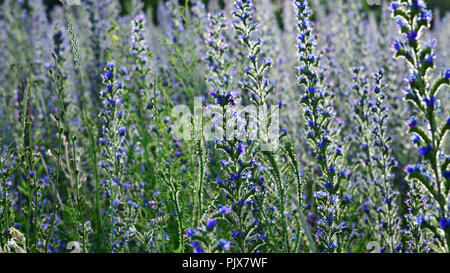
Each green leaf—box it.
[393,10,409,21]
[409,126,431,145]
[430,77,449,97]
[408,172,435,197]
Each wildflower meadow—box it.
[0,0,449,255]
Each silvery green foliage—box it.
[0,0,449,253]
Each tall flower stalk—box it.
[294,0,351,252]
[98,62,129,252]
[128,14,154,175]
[351,67,401,252]
[390,0,450,252]
[370,70,401,252]
[233,0,290,252]
[199,7,263,253]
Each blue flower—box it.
[424,96,435,108]
[404,70,419,85]
[218,206,231,214]
[118,126,127,136]
[217,239,231,251]
[404,165,419,174]
[232,230,239,238]
[237,144,244,154]
[396,18,405,29]
[406,30,418,43]
[390,2,399,11]
[418,144,432,157]
[207,218,217,230]
[416,214,425,226]
[443,171,450,179]
[392,39,403,51]
[119,66,128,75]
[412,0,426,11]
[408,116,418,128]
[190,241,204,253]
[329,166,335,173]
[419,9,432,23]
[186,227,195,237]
[220,160,232,167]
[411,134,420,144]
[298,33,305,41]
[102,71,113,81]
[423,51,435,64]
[438,218,450,230]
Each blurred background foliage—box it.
[2,0,449,24]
